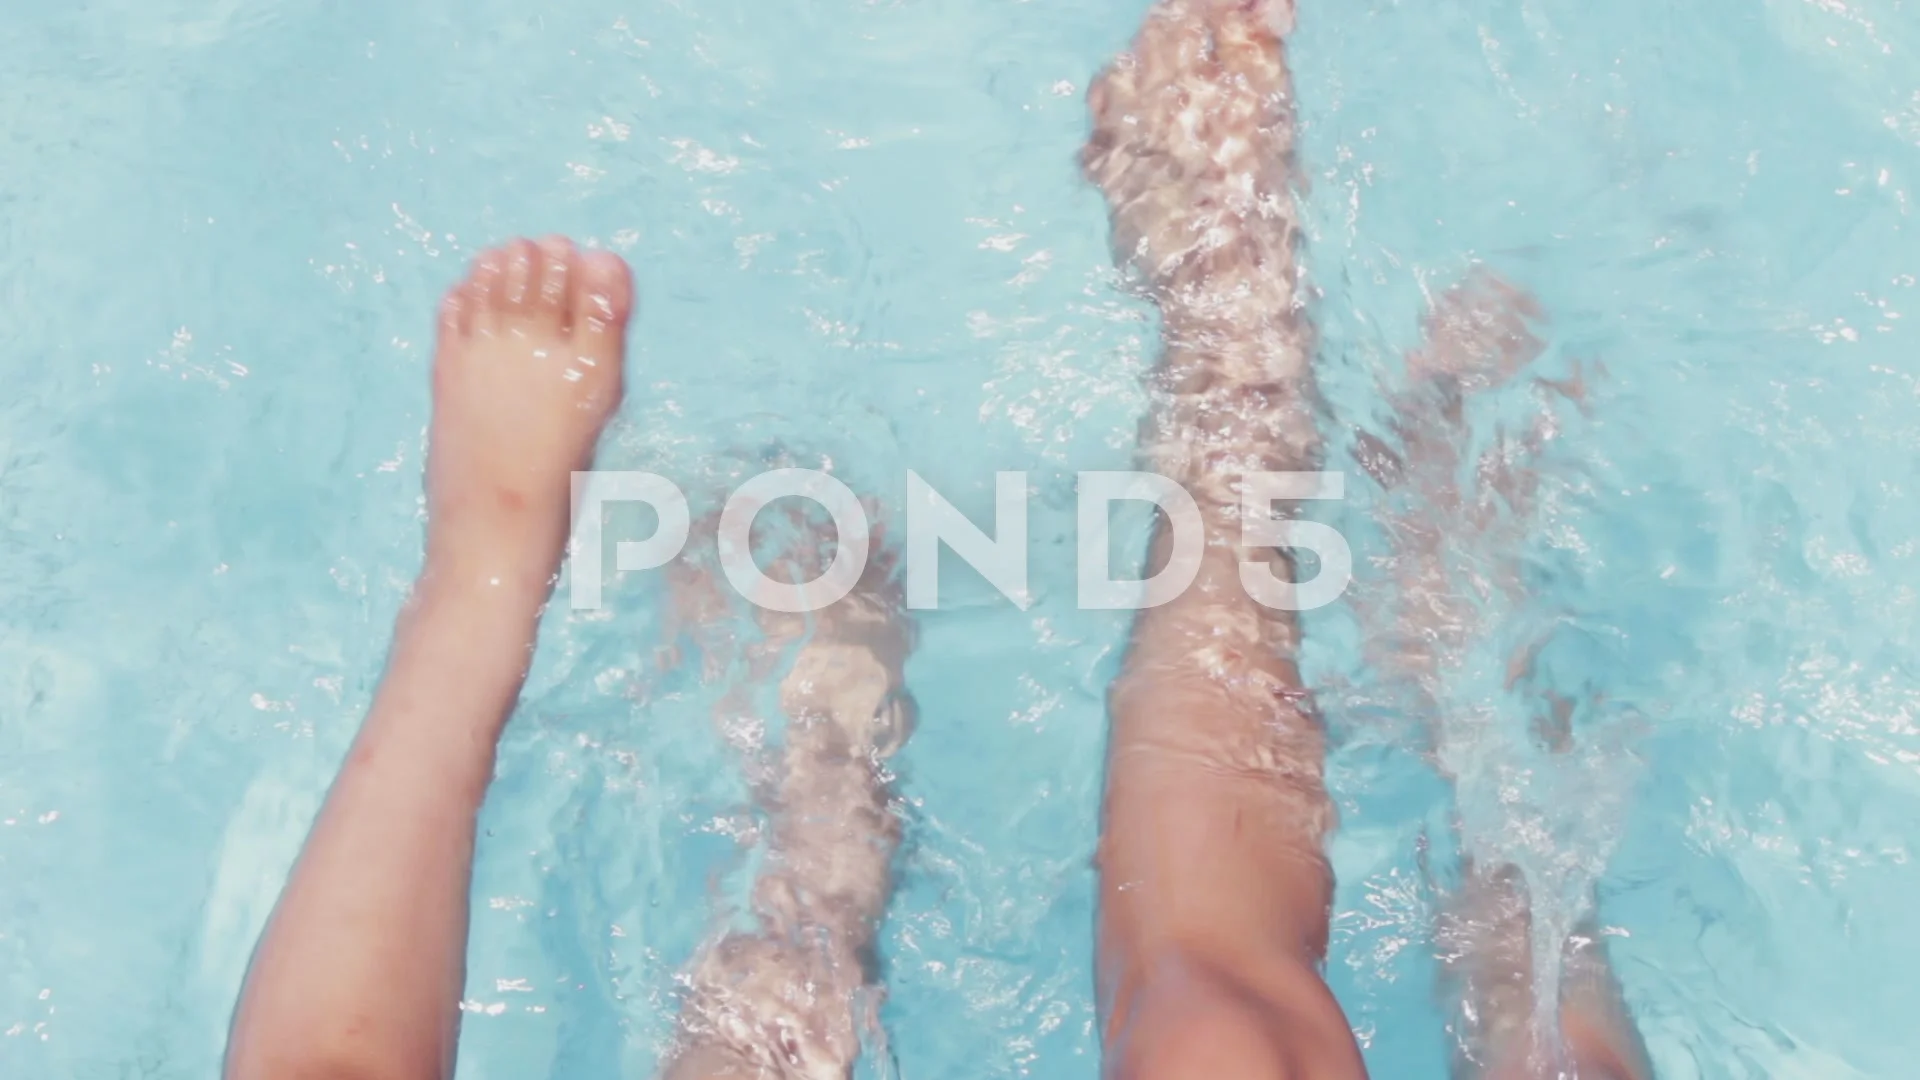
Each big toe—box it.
[570,249,635,343]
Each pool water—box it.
[3,0,1919,1077]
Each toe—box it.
[438,283,472,339]
[500,238,540,311]
[534,235,576,329]
[467,249,507,332]
[571,250,635,338]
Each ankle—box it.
[410,554,554,629]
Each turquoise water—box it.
[4,0,1919,1077]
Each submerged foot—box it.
[1408,270,1545,393]
[1355,268,1546,500]
[424,236,634,595]
[1082,0,1298,291]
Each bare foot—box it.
[423,236,634,597]
[1082,0,1300,311]
[1408,270,1545,392]
[1373,268,1546,466]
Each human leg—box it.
[1083,1,1366,1076]
[660,534,913,1080]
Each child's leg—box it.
[1084,2,1368,1077]
[226,238,635,1080]
[661,544,912,1080]
[1384,278,1651,1080]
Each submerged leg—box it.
[1084,1,1367,1077]
[1383,277,1651,1080]
[661,537,912,1080]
